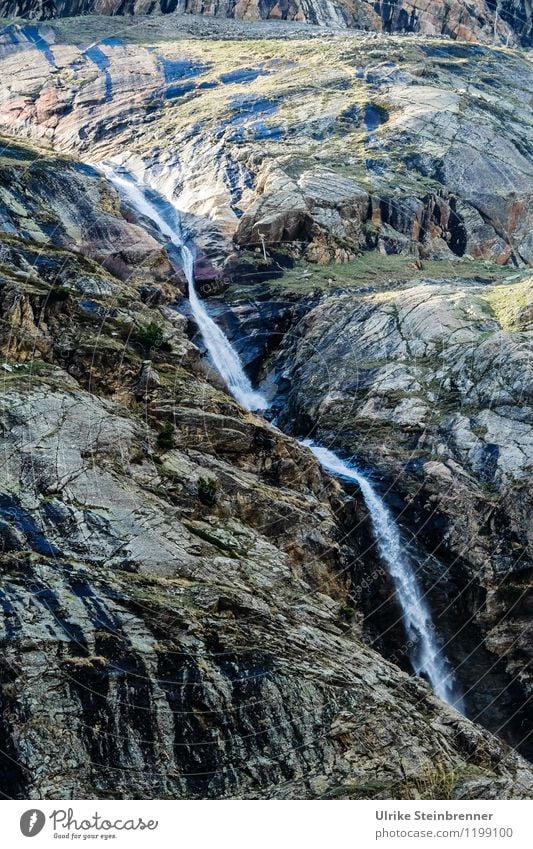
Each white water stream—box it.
[105,166,461,709]
[102,165,267,411]
[301,440,462,708]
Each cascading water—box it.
[180,244,267,411]
[103,167,460,709]
[302,440,462,710]
[101,165,181,243]
[102,165,267,412]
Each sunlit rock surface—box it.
[0,19,531,269]
[2,139,533,798]
[0,1,531,46]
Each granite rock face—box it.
[0,1,531,47]
[3,138,533,799]
[0,20,531,271]
[269,274,533,754]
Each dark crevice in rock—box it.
[0,659,28,798]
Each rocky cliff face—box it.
[0,14,532,799]
[0,0,531,47]
[262,274,533,749]
[3,136,532,799]
[0,19,531,271]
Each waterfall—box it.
[100,165,182,244]
[180,244,267,411]
[102,165,267,412]
[102,166,460,709]
[301,440,462,710]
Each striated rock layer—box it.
[0,1,531,47]
[0,21,531,271]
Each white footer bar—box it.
[3,799,532,848]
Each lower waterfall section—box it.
[301,440,463,710]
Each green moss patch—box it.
[269,253,515,294]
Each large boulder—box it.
[235,165,369,261]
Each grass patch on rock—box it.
[483,276,533,330]
[270,253,514,294]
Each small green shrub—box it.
[47,285,70,302]
[134,322,171,353]
[198,477,218,507]
[339,602,355,622]
[157,421,175,450]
